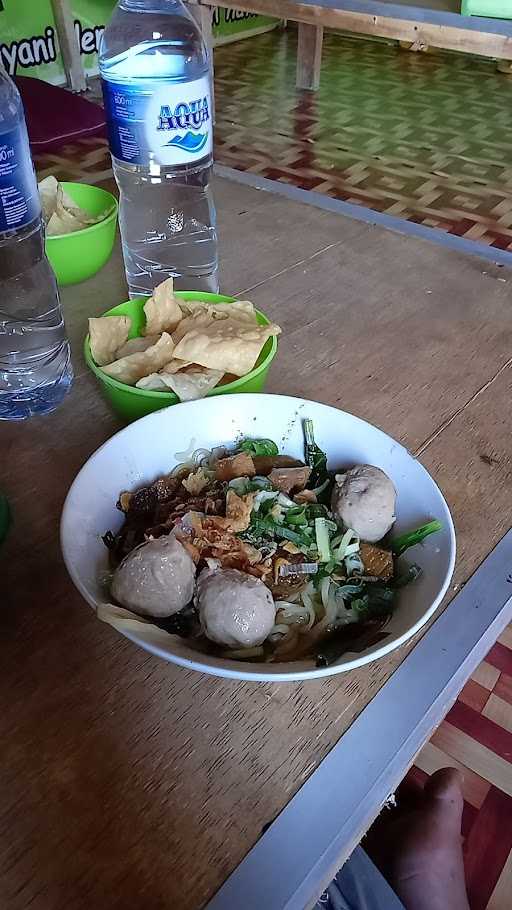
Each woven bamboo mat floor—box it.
[35,29,512,256]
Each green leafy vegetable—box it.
[303,418,328,487]
[247,517,313,549]
[336,582,364,598]
[393,563,422,588]
[352,584,395,618]
[261,496,281,519]
[239,438,279,457]
[284,506,308,527]
[306,503,330,521]
[311,477,331,497]
[155,605,198,637]
[391,520,443,556]
[229,476,272,495]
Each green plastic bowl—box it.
[84,292,278,423]
[45,182,118,286]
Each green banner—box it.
[0,0,110,82]
[213,8,277,40]
[0,1,278,83]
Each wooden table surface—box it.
[2,174,512,910]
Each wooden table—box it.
[2,171,512,910]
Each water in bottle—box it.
[99,0,218,297]
[0,69,72,421]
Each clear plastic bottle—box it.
[99,0,218,297]
[0,69,72,421]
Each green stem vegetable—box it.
[391,520,443,557]
[249,517,312,548]
[315,517,331,563]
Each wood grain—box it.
[243,220,512,453]
[296,23,324,91]
[199,0,512,59]
[2,174,512,909]
[50,0,87,92]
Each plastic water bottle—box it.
[99,0,218,297]
[0,69,72,421]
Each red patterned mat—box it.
[411,625,512,909]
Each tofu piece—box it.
[268,466,311,494]
[215,452,256,482]
[360,542,394,581]
[252,455,303,475]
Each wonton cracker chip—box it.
[162,368,223,401]
[39,176,110,236]
[89,315,131,367]
[102,333,175,385]
[173,319,280,377]
[143,278,182,336]
[136,366,222,400]
[116,335,160,358]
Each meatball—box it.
[196,568,276,648]
[331,464,396,543]
[112,534,196,618]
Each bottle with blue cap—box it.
[99,0,218,297]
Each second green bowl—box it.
[46,182,118,286]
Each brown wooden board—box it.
[297,23,324,90]
[2,175,512,909]
[199,0,512,59]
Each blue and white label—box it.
[0,123,39,232]
[102,75,212,167]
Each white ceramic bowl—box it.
[61,394,455,682]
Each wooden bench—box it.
[50,0,87,92]
[192,0,512,90]
[53,0,512,93]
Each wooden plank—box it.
[199,0,512,59]
[3,174,512,909]
[471,662,501,691]
[50,0,87,92]
[297,23,324,90]
[482,693,512,733]
[242,228,512,459]
[296,0,512,36]
[215,164,512,270]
